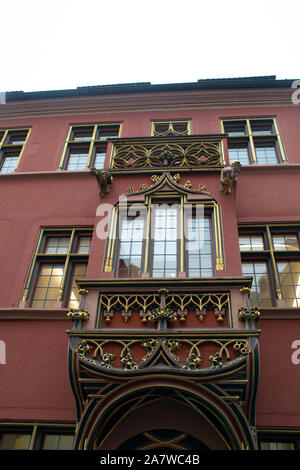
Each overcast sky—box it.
[1,0,299,92]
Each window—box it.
[23,228,92,308]
[186,214,213,277]
[41,433,74,450]
[0,424,75,450]
[111,200,219,278]
[0,432,31,449]
[258,432,300,450]
[116,212,146,278]
[0,128,30,173]
[239,225,300,307]
[59,123,122,170]
[151,120,191,136]
[260,441,295,450]
[221,118,286,165]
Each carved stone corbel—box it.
[220,161,241,194]
[90,168,113,196]
[238,306,260,322]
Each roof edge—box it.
[4,76,297,102]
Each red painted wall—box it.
[0,320,75,422]
[256,320,300,427]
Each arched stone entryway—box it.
[74,378,256,450]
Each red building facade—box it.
[0,76,300,450]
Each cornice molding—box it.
[0,88,296,121]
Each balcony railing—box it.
[108,135,226,171]
[72,331,255,372]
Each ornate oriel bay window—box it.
[104,175,224,277]
[239,224,300,307]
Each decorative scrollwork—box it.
[208,352,223,369]
[233,340,250,356]
[120,348,138,370]
[74,336,251,372]
[146,306,177,323]
[98,292,230,326]
[67,308,89,322]
[112,139,223,169]
[238,306,260,322]
[183,351,203,370]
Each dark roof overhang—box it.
[5,75,297,102]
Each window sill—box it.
[239,163,300,173]
[259,307,300,319]
[0,169,94,178]
[0,307,69,320]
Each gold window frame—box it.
[58,122,123,169]
[0,127,31,172]
[220,117,286,164]
[239,223,300,304]
[150,120,191,137]
[0,422,75,451]
[22,227,93,304]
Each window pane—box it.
[32,264,64,308]
[272,234,299,251]
[277,261,300,307]
[94,151,106,169]
[223,121,247,136]
[242,262,272,307]
[261,441,295,450]
[71,128,93,141]
[186,215,212,277]
[77,236,92,253]
[42,433,74,450]
[68,263,87,309]
[250,120,274,135]
[228,144,250,165]
[45,236,70,254]
[0,154,19,173]
[67,150,88,170]
[0,433,31,449]
[152,205,178,278]
[6,131,28,145]
[97,125,120,140]
[239,235,264,251]
[255,142,278,164]
[117,215,145,278]
[172,123,189,134]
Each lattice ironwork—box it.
[111,139,223,169]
